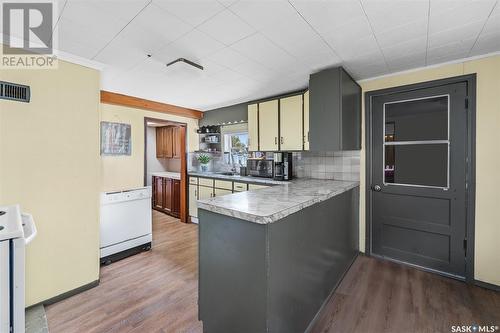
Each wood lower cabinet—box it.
[153,176,180,218]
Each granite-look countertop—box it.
[151,172,181,180]
[197,179,359,224]
[188,171,287,185]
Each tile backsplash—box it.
[293,151,360,181]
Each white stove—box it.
[0,205,37,333]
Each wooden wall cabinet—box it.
[156,126,181,159]
[152,176,180,217]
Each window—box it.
[384,95,449,188]
[222,124,249,167]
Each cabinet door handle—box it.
[280,137,284,144]
[275,137,277,145]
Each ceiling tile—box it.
[375,19,428,48]
[91,0,150,22]
[230,33,297,72]
[429,0,496,33]
[153,0,224,26]
[197,9,256,45]
[155,29,225,64]
[326,32,380,60]
[482,13,500,35]
[55,16,111,59]
[387,54,426,72]
[61,0,129,42]
[428,20,484,49]
[381,37,427,61]
[470,30,500,56]
[207,47,248,68]
[232,59,278,83]
[290,0,366,34]
[360,0,429,34]
[94,36,149,70]
[124,3,193,44]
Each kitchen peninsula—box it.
[197,179,359,333]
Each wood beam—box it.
[101,90,204,120]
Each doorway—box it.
[365,75,476,281]
[144,117,189,223]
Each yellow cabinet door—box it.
[198,186,214,200]
[303,90,310,150]
[214,188,232,197]
[248,103,259,151]
[279,95,303,151]
[258,100,279,151]
[189,184,198,218]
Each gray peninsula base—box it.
[198,187,359,333]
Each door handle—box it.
[275,137,277,145]
[372,185,382,192]
[280,137,284,144]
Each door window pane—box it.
[384,144,448,188]
[385,96,448,142]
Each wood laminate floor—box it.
[46,211,500,333]
[311,255,500,333]
[46,210,202,333]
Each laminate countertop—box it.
[151,172,181,180]
[197,179,359,224]
[188,172,287,185]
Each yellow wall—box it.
[100,103,199,192]
[0,60,101,305]
[359,55,500,286]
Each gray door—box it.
[371,82,467,278]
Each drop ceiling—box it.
[18,0,500,110]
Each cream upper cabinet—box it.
[248,103,259,151]
[258,100,279,151]
[303,90,310,150]
[279,95,303,151]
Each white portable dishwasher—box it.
[100,187,152,264]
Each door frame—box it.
[144,117,189,223]
[364,74,476,283]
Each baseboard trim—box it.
[304,252,360,333]
[27,279,100,309]
[474,279,500,292]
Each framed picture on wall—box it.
[100,121,131,156]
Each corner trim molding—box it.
[100,90,204,120]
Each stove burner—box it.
[0,226,3,231]
[0,211,5,216]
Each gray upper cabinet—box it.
[309,67,361,151]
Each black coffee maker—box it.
[273,152,293,181]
